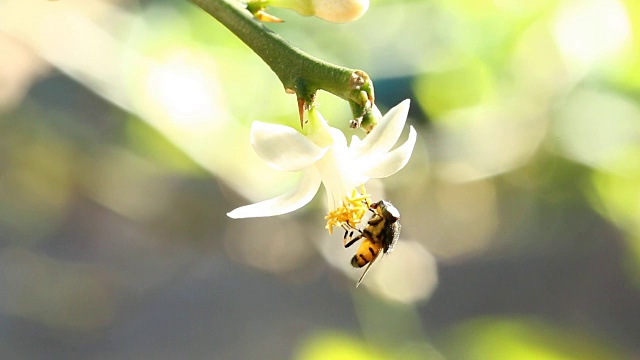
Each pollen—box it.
[324,187,372,234]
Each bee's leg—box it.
[344,233,363,248]
[341,222,353,237]
[342,221,362,248]
[367,214,383,226]
[343,228,351,242]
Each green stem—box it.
[188,0,375,122]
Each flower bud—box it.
[311,0,369,23]
[268,0,369,23]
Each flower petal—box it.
[226,168,321,218]
[351,99,411,158]
[251,121,328,171]
[360,125,417,179]
[349,134,362,148]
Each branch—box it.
[189,0,376,128]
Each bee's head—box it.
[372,200,400,222]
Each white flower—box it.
[227,99,416,222]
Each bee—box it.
[343,200,401,287]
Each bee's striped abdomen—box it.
[350,239,381,268]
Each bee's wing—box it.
[355,250,384,288]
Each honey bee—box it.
[343,200,401,287]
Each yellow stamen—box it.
[324,186,372,234]
[359,184,371,208]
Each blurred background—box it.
[1,0,639,358]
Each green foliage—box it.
[438,317,627,360]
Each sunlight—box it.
[145,52,220,127]
[553,0,632,70]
